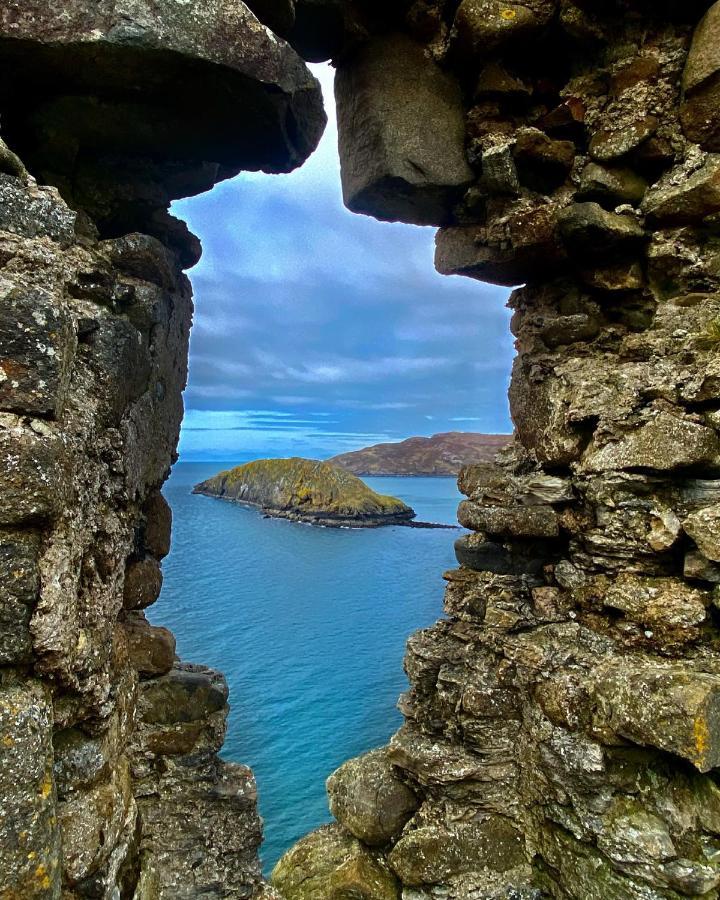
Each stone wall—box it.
[5,1,720,899]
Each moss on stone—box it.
[194,457,415,526]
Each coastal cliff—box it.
[328,432,511,476]
[194,458,415,527]
[5,0,720,899]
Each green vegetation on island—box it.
[193,457,416,528]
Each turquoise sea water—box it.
[149,462,462,871]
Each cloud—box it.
[172,63,515,458]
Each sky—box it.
[172,64,514,462]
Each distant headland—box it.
[194,457,421,528]
[327,431,511,476]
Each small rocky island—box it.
[193,457,417,528]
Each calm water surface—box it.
[149,461,462,870]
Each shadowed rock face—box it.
[0,0,326,235]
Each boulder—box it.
[143,491,172,560]
[436,203,565,286]
[122,613,176,677]
[0,0,326,229]
[271,824,400,899]
[583,407,720,473]
[557,202,646,256]
[0,529,39,664]
[0,678,61,898]
[577,163,648,206]
[122,556,163,610]
[388,818,526,886]
[593,663,720,772]
[601,574,707,644]
[0,278,75,418]
[642,155,720,223]
[682,2,720,150]
[684,505,720,562]
[326,748,418,846]
[452,0,557,57]
[457,500,560,538]
[335,34,473,226]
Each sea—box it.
[148,461,463,872]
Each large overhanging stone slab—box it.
[0,0,326,228]
[681,2,720,150]
[335,34,473,226]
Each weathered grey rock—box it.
[0,278,75,418]
[388,818,526,886]
[0,415,65,525]
[684,504,720,562]
[557,202,646,256]
[0,174,76,245]
[583,407,720,473]
[601,573,707,644]
[452,0,557,57]
[457,500,560,538]
[327,748,418,846]
[0,528,39,664]
[271,824,400,899]
[682,2,720,150]
[0,0,325,175]
[436,203,565,286]
[143,491,172,560]
[335,34,473,226]
[0,677,61,898]
[642,155,720,223]
[577,163,648,206]
[122,614,176,677]
[123,557,163,610]
[593,664,720,772]
[58,756,134,886]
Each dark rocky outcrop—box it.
[327,431,511,475]
[194,457,416,527]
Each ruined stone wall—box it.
[273,1,720,898]
[6,0,720,899]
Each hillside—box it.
[327,432,511,476]
[193,457,416,527]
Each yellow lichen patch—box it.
[40,775,52,799]
[500,7,517,19]
[694,715,710,763]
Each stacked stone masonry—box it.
[5,0,720,899]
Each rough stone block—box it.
[58,757,134,886]
[684,504,720,563]
[583,407,720,473]
[452,0,557,57]
[0,415,65,525]
[682,2,720,150]
[557,202,646,256]
[0,677,61,898]
[436,203,565,286]
[457,500,559,538]
[593,664,720,772]
[0,278,75,417]
[388,818,525,886]
[327,749,418,846]
[271,824,400,900]
[335,34,473,226]
[139,665,228,727]
[122,613,176,677]
[122,556,163,610]
[0,528,40,664]
[143,491,172,560]
[642,155,720,223]
[0,174,76,245]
